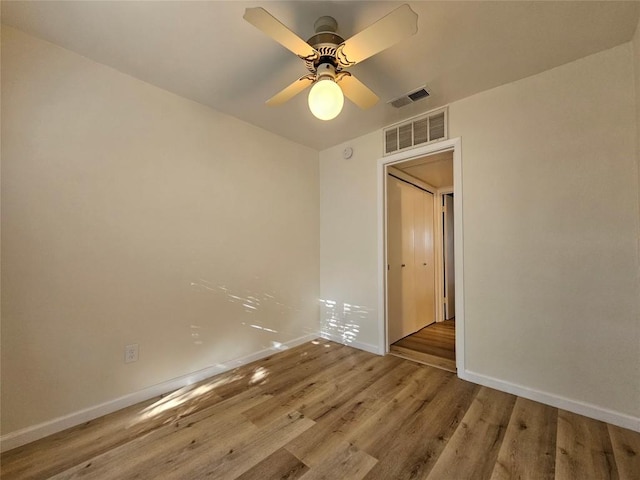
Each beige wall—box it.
[636,19,640,151]
[320,43,640,420]
[449,43,638,418]
[634,17,640,421]
[1,27,319,435]
[319,131,382,350]
[635,16,640,321]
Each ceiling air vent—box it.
[383,107,448,156]
[389,86,430,108]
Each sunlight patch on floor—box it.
[133,374,241,425]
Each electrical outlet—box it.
[124,344,139,363]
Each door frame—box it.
[376,137,464,373]
[438,186,454,321]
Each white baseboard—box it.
[0,333,318,453]
[459,369,640,433]
[319,332,382,355]
[8,335,634,453]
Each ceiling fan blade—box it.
[266,75,315,106]
[336,4,418,67]
[336,73,379,109]
[244,7,319,61]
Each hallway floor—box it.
[390,319,456,372]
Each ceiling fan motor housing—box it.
[305,16,344,74]
[315,62,337,81]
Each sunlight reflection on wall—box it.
[188,278,315,352]
[319,298,373,345]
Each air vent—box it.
[389,86,430,108]
[383,107,448,156]
[398,123,412,150]
[385,129,398,154]
[408,88,429,102]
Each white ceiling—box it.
[2,1,639,151]
[397,151,453,188]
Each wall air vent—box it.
[389,86,430,108]
[383,107,448,156]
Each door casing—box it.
[377,137,464,374]
[443,192,456,319]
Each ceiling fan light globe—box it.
[308,78,344,121]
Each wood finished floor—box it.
[2,339,639,480]
[390,319,456,372]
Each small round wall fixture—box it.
[343,147,353,159]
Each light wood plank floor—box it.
[2,339,639,480]
[390,319,456,372]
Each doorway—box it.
[376,138,464,374]
[385,151,454,371]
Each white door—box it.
[399,181,417,338]
[444,194,455,319]
[387,174,436,344]
[414,188,436,330]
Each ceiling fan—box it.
[243,4,418,120]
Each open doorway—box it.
[381,146,458,372]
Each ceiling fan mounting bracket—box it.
[314,15,338,34]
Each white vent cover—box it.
[383,107,448,155]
